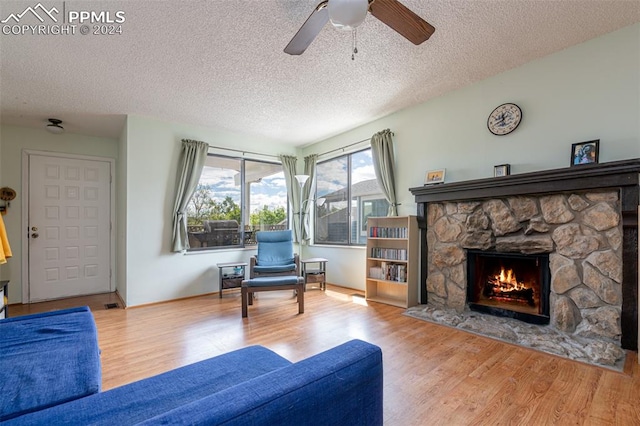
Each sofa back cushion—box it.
[0,307,101,421]
[141,339,383,426]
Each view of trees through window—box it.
[315,148,389,245]
[189,191,241,224]
[186,155,288,249]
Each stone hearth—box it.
[404,305,625,368]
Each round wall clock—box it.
[487,103,522,136]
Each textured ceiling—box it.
[0,0,638,144]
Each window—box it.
[186,155,288,250]
[315,148,389,245]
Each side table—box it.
[216,262,247,298]
[301,258,328,291]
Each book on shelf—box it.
[369,266,383,280]
[369,262,406,283]
[369,226,408,239]
[370,247,407,260]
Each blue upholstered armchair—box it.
[250,230,299,278]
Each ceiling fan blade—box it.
[284,1,330,55]
[369,0,435,45]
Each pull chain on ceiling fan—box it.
[284,0,435,56]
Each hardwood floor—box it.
[10,286,640,425]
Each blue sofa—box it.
[1,307,383,425]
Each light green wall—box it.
[122,115,298,307]
[2,24,638,306]
[301,23,640,291]
[0,125,118,303]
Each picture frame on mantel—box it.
[424,169,446,185]
[494,164,511,177]
[571,140,599,166]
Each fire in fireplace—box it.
[467,250,550,325]
[485,267,536,306]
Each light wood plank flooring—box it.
[9,286,640,425]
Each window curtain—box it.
[171,139,209,252]
[300,154,318,244]
[279,155,302,242]
[371,129,399,216]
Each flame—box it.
[489,267,528,292]
[482,265,537,307]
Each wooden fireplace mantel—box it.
[409,158,640,350]
[409,158,640,211]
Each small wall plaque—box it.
[425,169,446,185]
[493,164,511,177]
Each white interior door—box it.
[28,154,112,302]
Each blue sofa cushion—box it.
[140,339,383,426]
[255,230,295,266]
[5,345,292,426]
[245,276,300,287]
[0,306,101,422]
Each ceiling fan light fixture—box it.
[46,118,64,134]
[328,0,368,30]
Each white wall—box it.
[0,125,119,303]
[116,118,129,303]
[122,115,298,307]
[301,23,640,291]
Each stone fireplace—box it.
[425,191,621,344]
[410,159,640,352]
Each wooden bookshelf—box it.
[365,216,418,308]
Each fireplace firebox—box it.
[467,250,550,325]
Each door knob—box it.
[31,226,38,231]
[31,233,39,238]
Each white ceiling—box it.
[1,0,638,145]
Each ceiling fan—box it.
[284,0,435,55]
